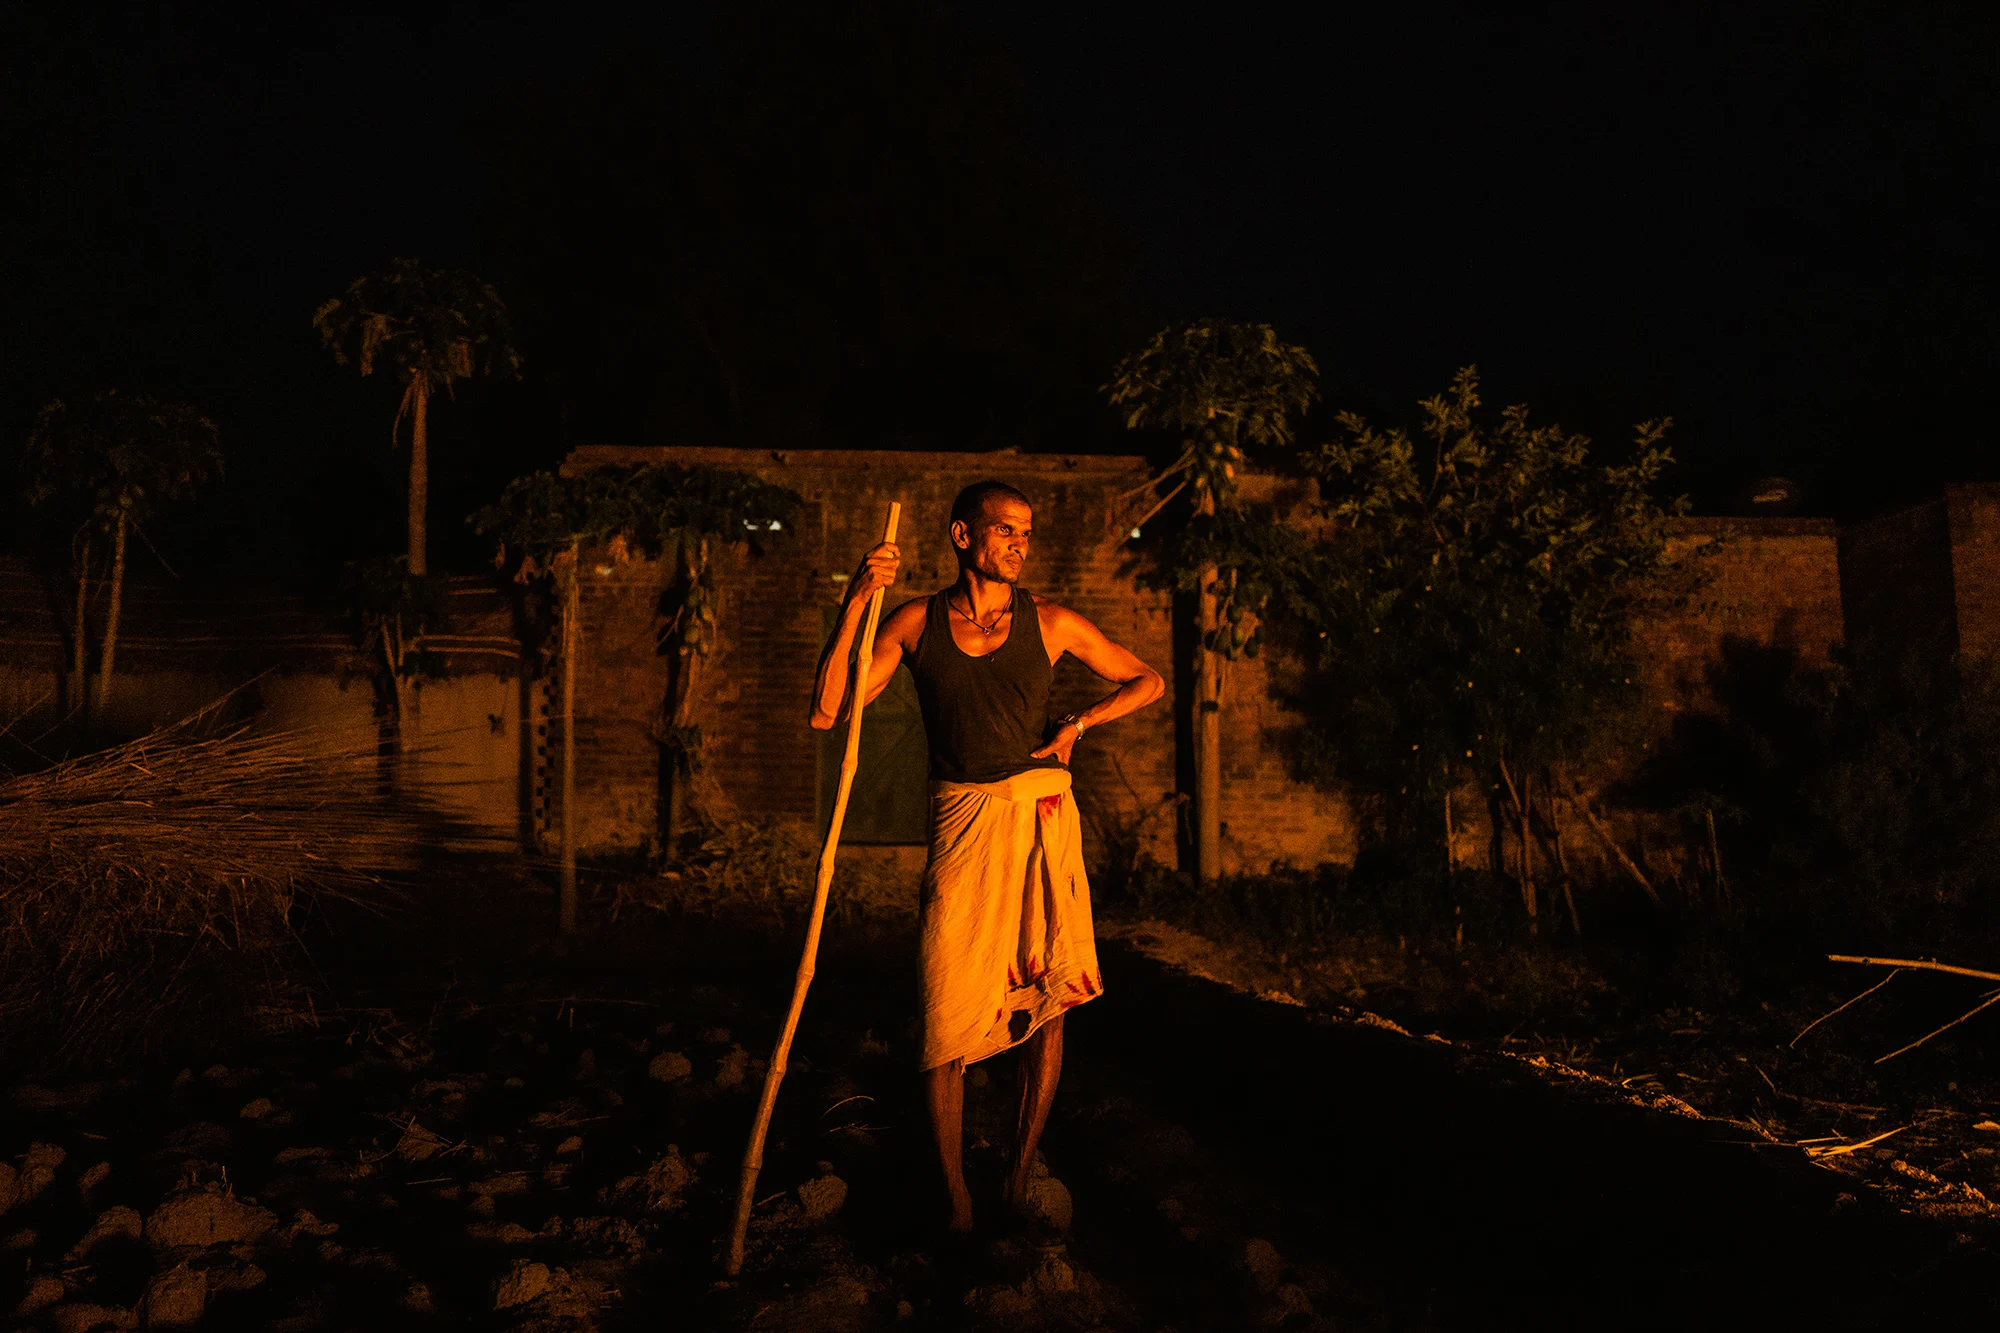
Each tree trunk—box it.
[559,541,580,935]
[664,649,702,847]
[1520,772,1538,936]
[1496,755,1538,934]
[384,614,421,794]
[1443,788,1455,877]
[1706,808,1729,907]
[1195,564,1223,884]
[1545,796,1581,936]
[94,510,128,725]
[407,376,431,578]
[72,537,90,728]
[661,543,707,848]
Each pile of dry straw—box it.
[0,719,437,1068]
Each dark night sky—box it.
[5,2,1998,578]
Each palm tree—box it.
[21,391,223,727]
[1105,321,1317,883]
[314,259,522,577]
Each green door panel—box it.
[817,607,929,845]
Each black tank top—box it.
[906,586,1063,784]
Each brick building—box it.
[555,447,1849,879]
[1839,483,2000,659]
[13,454,1982,891]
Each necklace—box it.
[949,594,1012,637]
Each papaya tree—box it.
[314,259,522,578]
[21,391,223,728]
[630,464,801,845]
[339,557,451,776]
[1105,321,1318,883]
[471,463,798,933]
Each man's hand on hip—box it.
[1029,721,1081,765]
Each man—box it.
[810,480,1165,1235]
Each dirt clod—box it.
[19,1141,66,1202]
[713,1046,750,1090]
[1023,1175,1073,1235]
[76,1161,112,1201]
[494,1259,554,1309]
[140,1263,206,1328]
[206,1259,266,1294]
[1240,1237,1284,1295]
[1263,1282,1314,1325]
[50,1301,136,1332]
[1032,1252,1077,1294]
[143,1187,277,1248]
[798,1173,848,1221]
[647,1050,692,1082]
[69,1205,143,1258]
[15,1274,64,1315]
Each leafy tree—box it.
[314,260,522,577]
[1105,320,1318,882]
[21,391,223,727]
[471,464,799,933]
[1286,368,1684,933]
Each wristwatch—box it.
[1057,713,1088,735]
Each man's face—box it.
[954,497,1032,584]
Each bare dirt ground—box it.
[1,869,1994,1331]
[1102,916,2000,1252]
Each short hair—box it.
[950,480,1030,528]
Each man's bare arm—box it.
[1028,602,1166,763]
[809,542,924,730]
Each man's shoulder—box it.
[879,593,930,642]
[1028,592,1080,621]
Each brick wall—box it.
[560,447,1851,885]
[1945,484,2000,661]
[560,447,1180,868]
[1637,518,1845,734]
[0,561,530,842]
[1840,499,1955,655]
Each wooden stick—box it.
[1562,775,1661,906]
[1874,988,2000,1065]
[1828,954,2000,985]
[1495,756,1536,928]
[725,501,900,1276]
[1790,968,1902,1047]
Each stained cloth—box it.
[918,765,1103,1070]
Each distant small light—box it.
[831,572,849,583]
[1129,527,1143,540]
[594,565,614,576]
[768,520,783,531]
